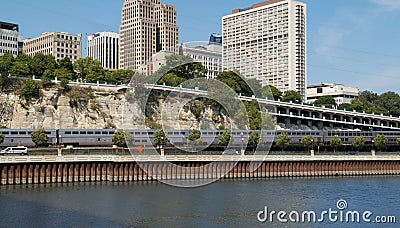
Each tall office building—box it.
[222,0,307,99]
[0,21,19,57]
[119,0,179,71]
[23,32,82,62]
[88,32,119,70]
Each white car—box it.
[0,147,28,155]
[222,149,239,155]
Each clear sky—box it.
[2,0,400,93]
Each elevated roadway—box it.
[14,75,400,130]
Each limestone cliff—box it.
[0,85,231,130]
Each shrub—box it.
[21,79,39,101]
[31,129,48,147]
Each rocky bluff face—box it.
[0,86,232,130]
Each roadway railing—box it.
[1,154,400,164]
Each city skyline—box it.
[1,0,400,93]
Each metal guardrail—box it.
[1,154,400,164]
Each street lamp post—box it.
[240,132,245,155]
[371,139,375,156]
[310,139,315,156]
[58,135,62,157]
[160,136,165,156]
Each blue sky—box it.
[2,0,400,93]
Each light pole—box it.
[310,139,315,156]
[241,132,244,156]
[371,139,376,157]
[372,139,375,153]
[58,135,62,157]
[160,136,165,156]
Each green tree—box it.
[0,133,4,144]
[217,71,253,96]
[374,134,388,152]
[349,100,367,112]
[157,72,186,86]
[218,130,231,147]
[43,69,54,78]
[156,55,207,81]
[397,138,400,146]
[73,57,105,81]
[330,135,343,153]
[217,126,226,130]
[189,100,205,120]
[85,59,106,82]
[154,130,168,148]
[282,90,302,103]
[376,92,400,116]
[54,68,74,80]
[261,112,277,130]
[112,130,134,148]
[188,129,201,142]
[267,85,283,100]
[60,78,70,91]
[248,131,260,152]
[246,100,262,130]
[348,91,388,115]
[314,96,337,107]
[21,79,39,101]
[302,135,317,150]
[243,100,276,131]
[10,54,32,75]
[105,69,134,84]
[276,132,291,152]
[246,78,266,97]
[41,76,53,88]
[31,129,48,147]
[72,58,86,78]
[188,129,202,149]
[58,57,74,74]
[338,103,352,111]
[0,53,14,87]
[31,53,57,76]
[358,91,379,104]
[0,52,15,77]
[352,136,365,152]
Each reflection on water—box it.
[0,177,399,227]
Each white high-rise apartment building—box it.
[0,21,19,57]
[119,0,179,71]
[88,32,119,70]
[222,0,307,99]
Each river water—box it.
[0,177,399,227]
